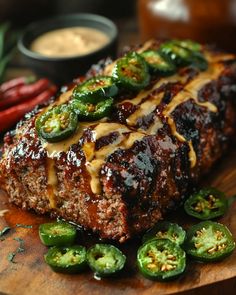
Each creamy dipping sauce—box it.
[30,27,110,58]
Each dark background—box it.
[0,0,136,27]
[1,0,236,52]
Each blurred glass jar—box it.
[138,0,236,52]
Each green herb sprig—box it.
[8,237,25,263]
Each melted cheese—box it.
[162,63,223,168]
[163,64,223,116]
[57,89,73,104]
[46,158,58,208]
[167,116,186,142]
[126,92,164,126]
[43,122,95,158]
[123,63,223,168]
[86,159,104,195]
[142,116,163,135]
[86,131,146,194]
[121,74,186,106]
[123,132,146,149]
[91,123,130,140]
[83,142,95,162]
[42,43,230,198]
[83,123,145,194]
[188,140,197,168]
[205,51,235,64]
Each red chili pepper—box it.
[0,85,57,133]
[0,78,50,110]
[0,76,36,94]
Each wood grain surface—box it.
[0,147,236,295]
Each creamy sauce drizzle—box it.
[126,92,164,126]
[43,123,93,158]
[188,140,197,168]
[163,65,223,116]
[83,123,145,194]
[87,131,146,194]
[123,63,223,168]
[57,89,73,105]
[46,158,58,208]
[30,27,109,58]
[205,52,235,64]
[141,116,164,135]
[162,63,224,167]
[122,74,187,106]
[42,41,231,199]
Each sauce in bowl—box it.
[30,27,110,58]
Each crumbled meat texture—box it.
[0,40,236,242]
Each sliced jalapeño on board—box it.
[39,221,77,246]
[184,188,228,220]
[184,221,235,262]
[137,239,186,280]
[86,244,126,277]
[44,245,87,273]
[142,221,186,246]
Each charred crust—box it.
[1,40,236,242]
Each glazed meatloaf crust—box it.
[1,39,236,242]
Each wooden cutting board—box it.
[1,148,236,295]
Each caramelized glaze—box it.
[10,40,236,212]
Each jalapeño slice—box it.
[184,221,235,262]
[173,39,202,52]
[160,41,193,66]
[36,104,78,142]
[142,221,186,246]
[112,51,150,91]
[160,41,208,70]
[39,221,77,247]
[72,76,118,104]
[184,188,228,220]
[44,245,87,273]
[190,51,208,71]
[137,239,186,281]
[86,244,126,277]
[71,97,114,121]
[141,50,176,75]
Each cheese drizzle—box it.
[41,41,232,203]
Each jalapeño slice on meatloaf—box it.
[0,39,236,242]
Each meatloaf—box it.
[1,39,236,242]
